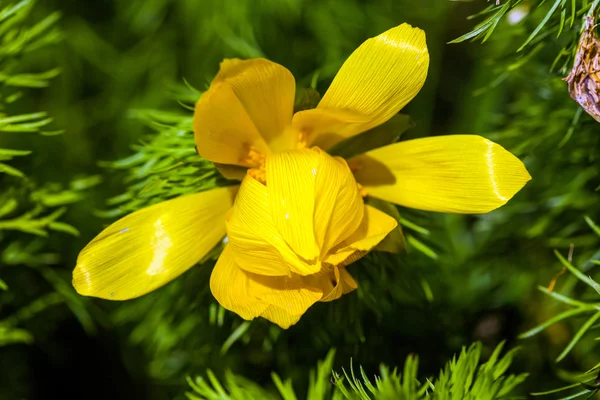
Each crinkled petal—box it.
[226,175,304,276]
[210,244,269,320]
[73,186,237,300]
[318,266,358,302]
[339,268,358,294]
[352,135,532,214]
[228,148,375,278]
[247,272,322,320]
[215,58,297,152]
[325,205,398,267]
[263,148,369,274]
[259,306,302,329]
[265,149,320,269]
[210,245,322,328]
[319,267,343,302]
[313,154,364,253]
[194,79,270,167]
[293,24,429,150]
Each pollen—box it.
[240,144,267,184]
[239,144,266,168]
[248,166,266,184]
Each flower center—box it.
[239,144,265,168]
[242,142,367,197]
[241,144,267,184]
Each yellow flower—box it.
[212,147,396,328]
[73,23,531,329]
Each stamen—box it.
[248,167,266,185]
[239,144,266,168]
[240,143,267,184]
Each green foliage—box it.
[101,88,434,385]
[2,0,600,398]
[452,0,600,76]
[185,342,526,400]
[0,0,95,356]
[447,0,600,396]
[97,104,223,218]
[517,217,600,399]
[0,0,62,178]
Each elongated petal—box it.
[227,175,305,276]
[293,24,429,149]
[320,23,428,124]
[325,205,397,266]
[73,187,237,300]
[210,58,297,153]
[352,135,531,213]
[210,245,269,320]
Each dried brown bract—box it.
[565,16,600,122]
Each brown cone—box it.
[565,16,600,122]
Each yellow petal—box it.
[210,245,322,328]
[73,186,238,300]
[265,149,320,267]
[293,24,429,149]
[265,148,365,273]
[292,108,371,150]
[259,306,301,329]
[226,175,305,276]
[194,81,270,166]
[340,268,358,294]
[325,205,398,267]
[317,266,358,303]
[247,272,322,321]
[203,58,296,154]
[228,148,370,277]
[214,163,248,181]
[209,244,269,320]
[319,267,344,302]
[366,198,405,254]
[313,154,364,253]
[352,135,532,214]
[319,23,428,124]
[344,205,399,252]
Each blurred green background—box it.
[1,0,600,399]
